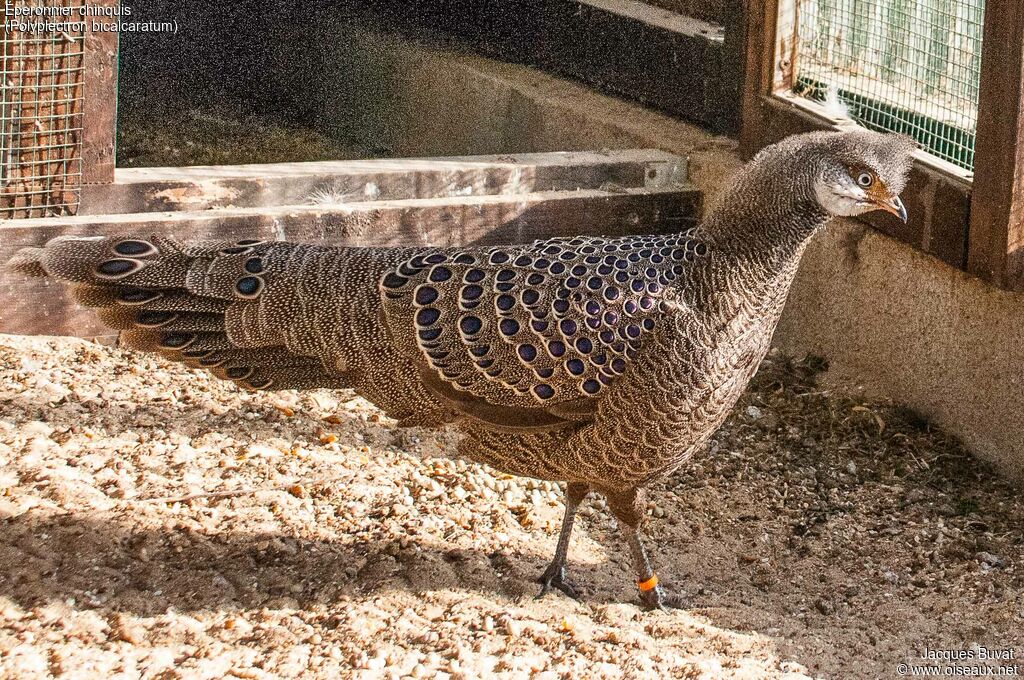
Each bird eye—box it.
[856,172,875,188]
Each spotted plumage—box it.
[8,130,916,608]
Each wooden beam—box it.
[80,150,688,214]
[1,185,701,337]
[967,0,1024,290]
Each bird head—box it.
[809,129,916,223]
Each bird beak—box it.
[875,195,908,223]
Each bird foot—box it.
[639,585,689,611]
[536,564,580,600]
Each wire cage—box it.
[0,0,86,218]
[790,0,985,171]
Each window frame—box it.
[739,0,1024,290]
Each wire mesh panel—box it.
[1,0,86,218]
[790,0,985,171]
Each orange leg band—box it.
[637,573,659,592]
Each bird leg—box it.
[537,482,590,599]
[607,487,688,610]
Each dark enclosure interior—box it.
[117,0,738,167]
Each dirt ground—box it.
[116,109,371,169]
[0,334,1021,679]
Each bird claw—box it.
[639,585,689,611]
[536,565,580,600]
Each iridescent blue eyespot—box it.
[429,267,453,282]
[522,290,540,305]
[575,337,593,354]
[424,254,447,264]
[518,344,538,362]
[497,295,516,311]
[416,286,439,305]
[419,328,442,341]
[587,277,602,290]
[497,269,516,281]
[461,316,483,335]
[566,359,585,375]
[136,310,175,326]
[236,276,263,297]
[582,379,601,394]
[531,319,549,333]
[461,285,484,301]
[527,273,545,286]
[604,287,620,301]
[465,269,486,283]
[548,341,566,357]
[500,319,520,336]
[244,257,264,274]
[534,384,555,400]
[113,240,154,256]
[416,308,441,326]
[552,299,570,314]
[560,319,578,336]
[469,344,490,357]
[514,256,533,267]
[490,252,510,264]
[161,333,193,349]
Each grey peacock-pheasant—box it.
[9,130,914,609]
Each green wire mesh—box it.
[1,0,86,218]
[791,0,985,171]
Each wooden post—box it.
[967,0,1024,290]
[738,0,780,158]
[81,0,118,186]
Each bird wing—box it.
[379,231,708,428]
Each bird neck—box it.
[695,158,832,287]
[684,160,833,324]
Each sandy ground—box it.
[0,333,1022,680]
